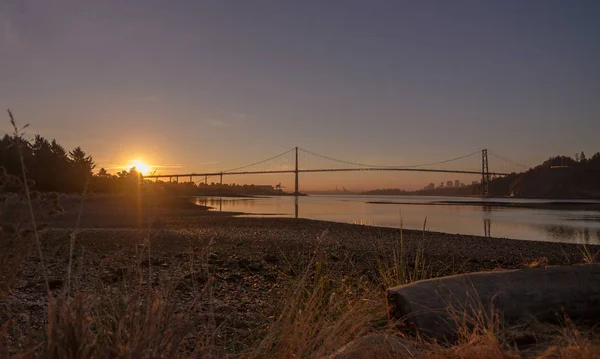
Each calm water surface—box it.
[193,195,600,244]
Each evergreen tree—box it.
[97,167,109,177]
[50,139,71,191]
[30,135,55,190]
[0,134,31,176]
[69,147,95,192]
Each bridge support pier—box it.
[143,147,509,191]
[294,147,299,195]
[481,149,490,197]
[294,197,298,218]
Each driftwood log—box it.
[387,264,600,341]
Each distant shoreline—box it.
[191,192,306,198]
[367,200,600,211]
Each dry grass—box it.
[251,234,389,358]
[2,218,600,358]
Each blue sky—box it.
[1,1,599,189]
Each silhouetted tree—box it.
[30,135,54,190]
[0,134,30,176]
[97,168,109,177]
[69,147,95,192]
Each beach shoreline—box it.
[2,195,599,355]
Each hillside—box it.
[365,152,600,199]
[508,153,600,198]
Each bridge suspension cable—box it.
[144,147,520,189]
[298,147,482,169]
[222,148,295,173]
[488,151,531,170]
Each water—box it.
[192,195,600,244]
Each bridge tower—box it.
[294,147,299,195]
[481,149,490,197]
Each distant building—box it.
[439,182,444,188]
[471,180,479,186]
[446,180,453,188]
[454,180,460,188]
[424,183,435,190]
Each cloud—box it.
[206,118,228,127]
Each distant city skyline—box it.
[1,1,599,190]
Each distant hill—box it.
[507,153,600,198]
[364,152,600,199]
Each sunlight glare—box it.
[130,159,152,175]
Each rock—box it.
[14,279,30,289]
[263,253,278,264]
[263,273,277,282]
[226,274,243,283]
[330,334,421,359]
[237,258,251,267]
[101,267,127,284]
[28,302,44,311]
[48,278,63,290]
[177,272,207,290]
[140,256,161,266]
[184,271,207,284]
[210,258,226,266]
[174,252,188,259]
[387,264,600,341]
[247,261,263,272]
[237,258,262,271]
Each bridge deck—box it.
[144,167,510,179]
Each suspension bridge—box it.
[144,148,529,196]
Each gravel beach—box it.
[2,195,598,354]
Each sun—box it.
[129,160,152,175]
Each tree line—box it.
[3,129,600,198]
[0,134,95,193]
[0,132,277,196]
[364,151,600,198]
[0,133,148,194]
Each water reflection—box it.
[191,195,600,244]
[294,197,298,219]
[542,225,576,241]
[483,218,491,237]
[482,205,492,237]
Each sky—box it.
[1,0,599,190]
